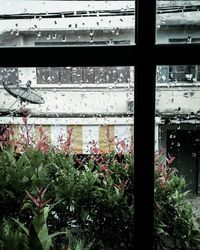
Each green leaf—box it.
[11,218,29,236]
[6,151,16,165]
[29,223,43,250]
[20,202,34,213]
[6,174,10,183]
[44,231,67,241]
[49,198,64,211]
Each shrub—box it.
[0,146,200,249]
[154,149,200,249]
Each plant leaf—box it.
[11,217,29,236]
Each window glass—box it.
[0,66,134,249]
[156,1,200,44]
[155,65,200,249]
[0,1,135,47]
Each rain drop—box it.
[192,153,196,157]
[37,31,41,37]
[62,37,67,42]
[90,37,94,43]
[89,29,94,36]
[116,28,120,35]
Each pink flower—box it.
[166,153,175,165]
[100,165,109,171]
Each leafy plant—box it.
[1,144,200,249]
[13,187,67,250]
[154,149,200,249]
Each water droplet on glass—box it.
[116,28,120,35]
[37,31,41,37]
[89,29,94,36]
[107,39,114,45]
[192,153,196,157]
[62,36,67,42]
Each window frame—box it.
[1,0,200,249]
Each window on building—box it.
[36,66,132,85]
[157,65,200,84]
[0,68,18,84]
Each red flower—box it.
[25,186,51,210]
[90,140,101,154]
[100,165,109,171]
[166,153,175,165]
[35,126,49,153]
[105,126,114,144]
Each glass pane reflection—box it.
[0,1,135,47]
[157,1,200,44]
[0,66,134,249]
[155,65,200,249]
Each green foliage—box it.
[154,150,200,249]
[0,147,200,249]
[0,218,29,250]
[13,188,68,250]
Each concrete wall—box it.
[156,86,200,114]
[0,67,134,116]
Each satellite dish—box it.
[3,81,45,104]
